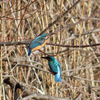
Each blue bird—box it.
[42,56,62,82]
[28,33,54,56]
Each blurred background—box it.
[0,0,100,100]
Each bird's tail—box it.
[28,48,31,56]
[55,73,62,82]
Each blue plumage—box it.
[42,56,62,82]
[28,48,31,56]
[29,36,45,49]
[55,73,62,82]
[28,33,54,56]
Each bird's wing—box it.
[48,69,57,75]
[29,36,45,49]
[49,60,61,74]
[51,62,61,74]
[58,62,61,74]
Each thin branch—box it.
[0,41,100,48]
[0,27,99,47]
[46,43,100,48]
[0,40,31,46]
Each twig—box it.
[46,43,100,48]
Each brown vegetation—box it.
[0,0,100,100]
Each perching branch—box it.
[0,40,100,48]
[0,28,100,47]
[0,40,31,46]
[46,43,100,48]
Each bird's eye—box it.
[45,36,49,39]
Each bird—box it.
[28,33,54,56]
[42,56,62,82]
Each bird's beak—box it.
[46,33,55,39]
[48,33,55,36]
[41,56,50,60]
[41,57,48,59]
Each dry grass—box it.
[0,0,100,100]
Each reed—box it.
[0,0,100,99]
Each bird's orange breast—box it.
[32,39,47,52]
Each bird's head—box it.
[42,56,55,61]
[41,33,55,39]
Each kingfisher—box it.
[42,56,62,82]
[28,33,54,56]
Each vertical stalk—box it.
[87,0,96,99]
[0,46,3,100]
[50,0,55,95]
[0,0,5,99]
